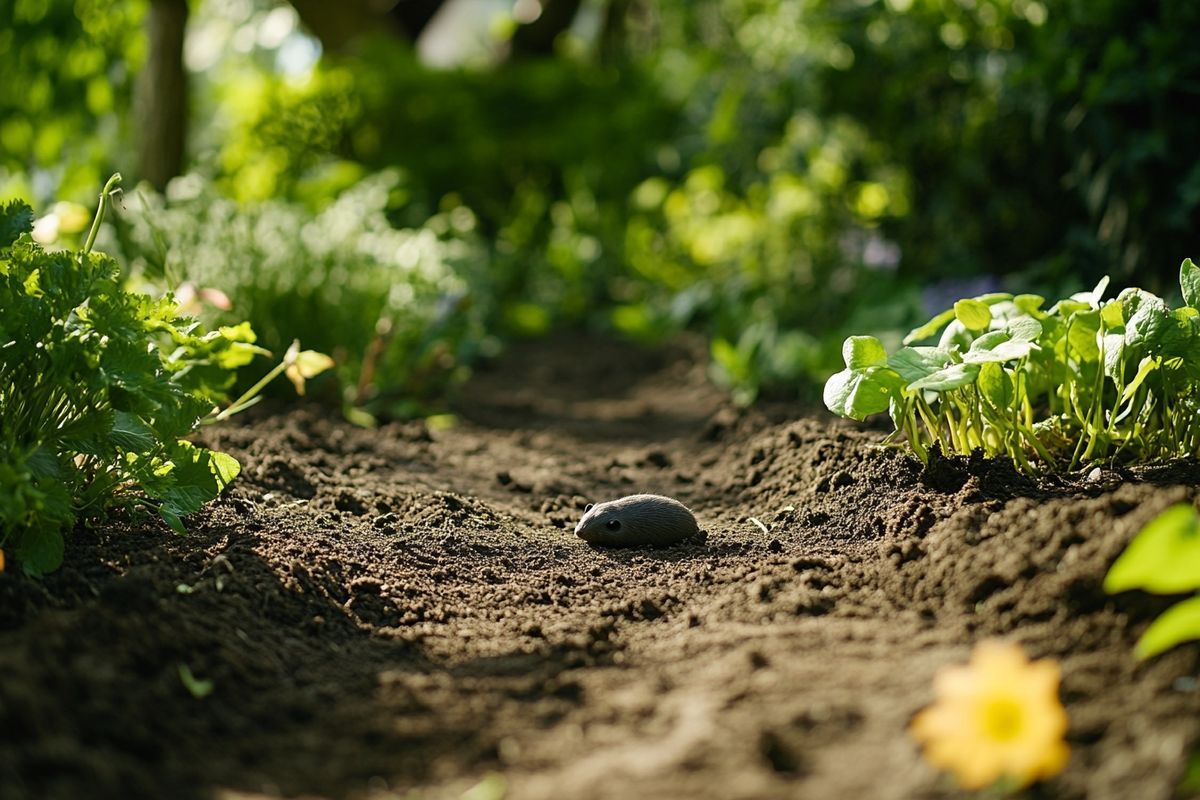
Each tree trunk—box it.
[137,0,189,191]
[287,0,443,52]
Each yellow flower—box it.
[910,640,1069,791]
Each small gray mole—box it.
[574,494,698,546]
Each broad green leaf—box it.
[1007,317,1043,343]
[1120,289,1172,351]
[1104,504,1200,594]
[963,338,1036,364]
[968,330,1009,352]
[1014,294,1046,315]
[903,308,956,345]
[842,335,888,369]
[977,362,1015,408]
[13,525,65,577]
[110,411,157,452]
[823,366,903,421]
[954,298,991,331]
[1100,301,1124,328]
[152,442,242,534]
[938,319,974,351]
[887,346,951,384]
[907,362,980,392]
[1102,332,1126,380]
[1136,596,1200,659]
[1181,258,1200,311]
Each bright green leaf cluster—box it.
[0,177,322,575]
[1105,504,1200,659]
[825,261,1200,473]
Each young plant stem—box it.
[83,173,123,257]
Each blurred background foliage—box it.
[2,0,1197,413]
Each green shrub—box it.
[0,176,326,575]
[118,171,491,418]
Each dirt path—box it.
[2,335,1198,800]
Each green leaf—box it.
[841,335,888,369]
[1120,289,1172,352]
[292,349,335,379]
[1100,301,1124,328]
[110,411,157,452]
[1102,332,1126,379]
[887,346,951,384]
[1070,276,1110,307]
[13,525,65,577]
[1119,356,1159,405]
[1007,317,1043,343]
[0,200,34,248]
[1104,504,1200,594]
[963,337,1037,364]
[1065,311,1099,362]
[152,442,241,533]
[937,319,974,352]
[1136,596,1200,659]
[160,508,186,536]
[903,308,956,345]
[977,362,1014,408]
[211,340,271,370]
[57,410,115,454]
[1181,258,1200,311]
[823,366,903,421]
[1013,294,1046,315]
[954,299,992,332]
[907,362,980,392]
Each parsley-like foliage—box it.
[0,175,328,575]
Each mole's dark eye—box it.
[585,503,594,512]
[606,519,622,531]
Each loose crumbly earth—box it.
[2,335,1198,800]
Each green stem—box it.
[83,173,122,256]
[211,359,289,423]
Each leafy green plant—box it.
[0,175,329,575]
[1105,504,1200,659]
[118,172,488,420]
[825,259,1200,473]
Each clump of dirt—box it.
[1,333,1197,800]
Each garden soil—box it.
[2,335,1199,800]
